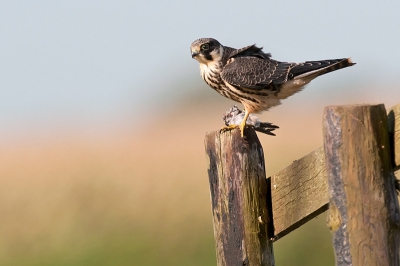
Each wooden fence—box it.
[204,103,400,266]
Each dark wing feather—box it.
[221,57,295,90]
[289,59,350,79]
[228,44,271,59]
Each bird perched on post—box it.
[190,38,355,137]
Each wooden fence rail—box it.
[205,103,400,266]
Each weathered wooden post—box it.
[205,128,275,266]
[323,104,400,266]
[388,104,400,168]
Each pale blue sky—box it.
[1,1,400,140]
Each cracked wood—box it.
[388,104,400,168]
[323,104,400,266]
[270,146,328,240]
[205,128,275,266]
[269,103,400,241]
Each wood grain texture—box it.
[205,128,274,266]
[270,103,400,241]
[323,104,400,266]
[388,103,400,168]
[270,146,328,240]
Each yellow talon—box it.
[220,124,238,132]
[220,109,251,138]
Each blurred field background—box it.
[1,90,399,265]
[1,1,400,266]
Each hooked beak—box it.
[191,50,199,58]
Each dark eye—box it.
[200,44,209,51]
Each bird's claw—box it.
[222,105,279,137]
[220,124,239,132]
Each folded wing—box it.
[221,57,295,90]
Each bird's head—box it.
[190,38,224,65]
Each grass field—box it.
[0,99,336,265]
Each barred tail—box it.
[293,58,355,80]
[318,58,355,76]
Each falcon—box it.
[190,38,355,137]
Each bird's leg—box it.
[239,110,250,137]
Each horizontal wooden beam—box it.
[270,146,328,240]
[270,102,400,241]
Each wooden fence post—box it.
[205,128,275,266]
[323,104,400,266]
[388,104,400,168]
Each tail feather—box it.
[292,58,355,80]
[278,58,355,100]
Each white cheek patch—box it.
[209,46,224,62]
[196,56,208,64]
